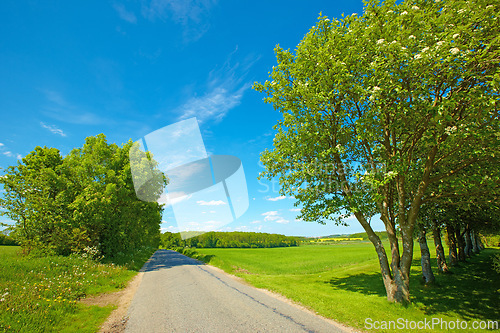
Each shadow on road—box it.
[140,249,204,272]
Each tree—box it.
[0,135,166,258]
[0,147,67,253]
[254,0,499,304]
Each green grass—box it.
[0,246,137,333]
[195,242,500,332]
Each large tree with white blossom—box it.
[254,0,499,304]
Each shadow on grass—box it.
[412,249,500,321]
[326,273,387,297]
[326,249,500,321]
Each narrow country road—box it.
[124,249,351,333]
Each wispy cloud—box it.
[266,195,287,201]
[41,89,107,125]
[197,200,226,206]
[177,85,248,123]
[176,47,257,123]
[2,151,22,160]
[261,211,289,224]
[0,143,22,160]
[142,0,217,42]
[113,3,137,23]
[290,208,301,212]
[40,122,66,137]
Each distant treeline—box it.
[0,233,18,246]
[161,231,301,249]
[348,231,388,240]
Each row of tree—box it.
[161,231,301,249]
[255,0,499,304]
[0,134,166,259]
[417,201,499,284]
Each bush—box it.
[493,254,500,274]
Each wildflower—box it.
[386,171,397,177]
[372,86,381,92]
[377,39,385,44]
[421,47,429,52]
[453,33,460,39]
[401,47,407,50]
[414,54,422,59]
[409,35,416,39]
[387,10,394,14]
[401,11,408,15]
[450,47,460,54]
[436,41,445,47]
[412,6,420,10]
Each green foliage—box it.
[0,134,166,260]
[0,246,135,332]
[493,254,500,274]
[160,231,301,249]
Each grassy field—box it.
[196,242,500,332]
[0,246,138,333]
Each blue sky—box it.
[0,0,385,237]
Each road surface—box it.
[125,249,351,333]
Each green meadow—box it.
[0,246,137,333]
[196,242,500,332]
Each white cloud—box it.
[235,225,248,231]
[261,211,289,224]
[197,200,226,206]
[40,122,66,137]
[250,220,261,224]
[0,144,22,160]
[175,47,257,123]
[142,0,216,42]
[178,85,248,124]
[113,3,137,23]
[160,225,180,233]
[290,208,301,212]
[266,195,287,201]
[158,192,192,206]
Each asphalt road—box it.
[125,249,350,333]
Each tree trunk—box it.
[355,212,411,305]
[464,227,473,258]
[477,234,485,250]
[419,229,435,285]
[432,223,449,273]
[456,227,466,262]
[446,224,458,266]
[471,229,480,253]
